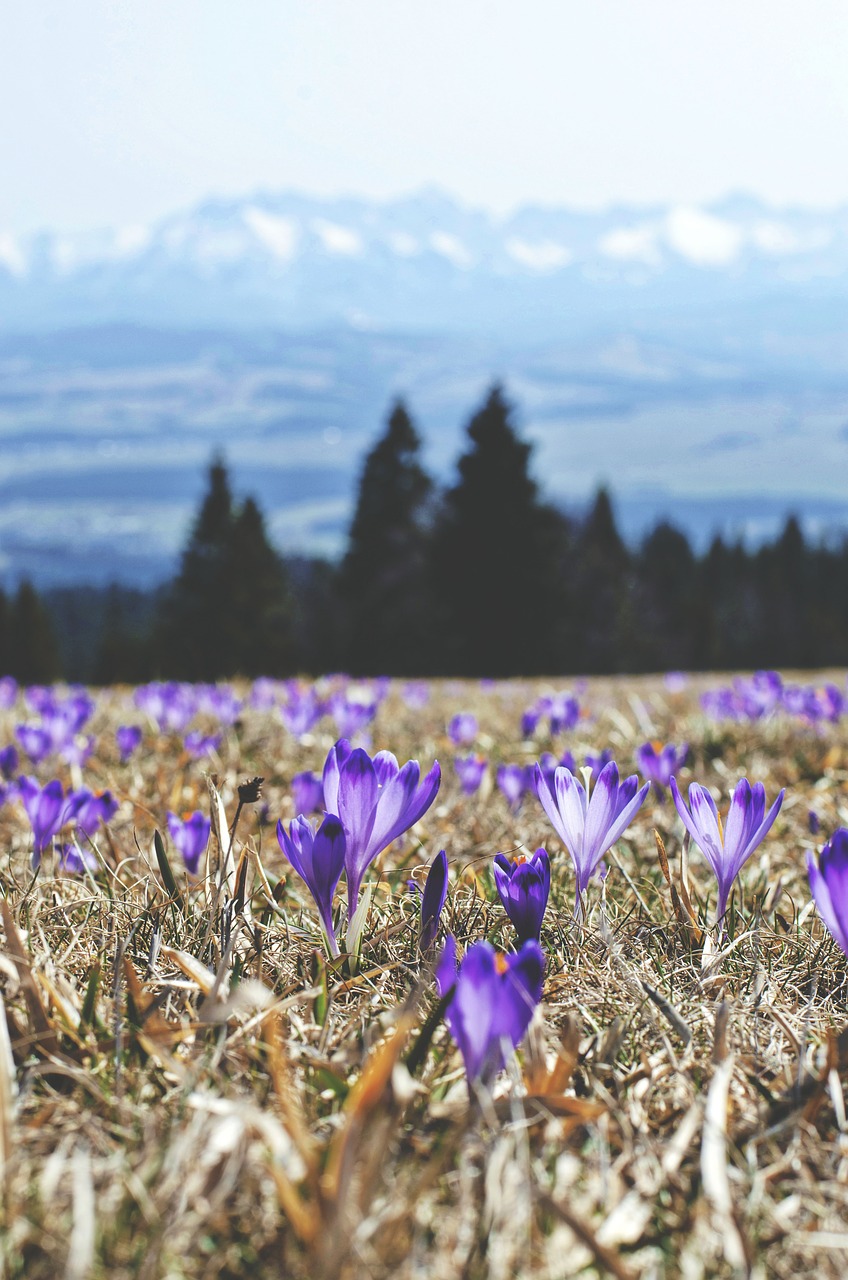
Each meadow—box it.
[1,670,847,1279]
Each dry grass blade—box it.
[701,1055,747,1271]
[1,898,62,1059]
[641,980,693,1046]
[538,1191,637,1280]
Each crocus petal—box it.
[421,849,448,950]
[808,832,848,956]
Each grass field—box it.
[2,672,847,1279]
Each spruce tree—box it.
[572,488,633,673]
[338,399,434,674]
[154,456,294,679]
[9,582,61,682]
[430,384,564,676]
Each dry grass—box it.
[2,673,848,1279]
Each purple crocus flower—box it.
[453,754,487,796]
[493,850,551,943]
[496,763,528,811]
[521,708,541,738]
[0,745,18,779]
[184,730,222,760]
[807,828,848,958]
[291,770,324,815]
[276,814,347,956]
[67,788,119,839]
[166,811,211,876]
[670,777,784,924]
[448,713,478,747]
[322,739,441,914]
[18,776,67,868]
[533,751,578,797]
[58,843,99,875]
[420,848,448,951]
[583,749,613,775]
[636,741,689,796]
[331,692,378,740]
[535,760,649,905]
[436,936,545,1086]
[60,735,94,768]
[402,681,430,711]
[0,676,17,709]
[15,724,53,764]
[116,725,143,763]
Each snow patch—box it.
[429,231,472,269]
[665,207,742,266]
[312,219,364,256]
[505,238,571,271]
[598,225,660,265]
[244,208,298,260]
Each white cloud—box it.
[665,206,743,266]
[505,237,571,271]
[429,231,472,268]
[113,224,151,257]
[244,208,298,260]
[387,230,420,257]
[598,225,659,264]
[0,233,25,276]
[750,219,831,256]
[312,219,364,256]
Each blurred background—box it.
[2,1,848,678]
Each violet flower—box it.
[636,741,689,797]
[583,749,613,775]
[0,745,18,779]
[807,828,848,958]
[670,777,784,924]
[420,849,448,951]
[496,763,528,811]
[18,776,66,868]
[453,754,487,796]
[166,810,211,876]
[493,850,551,943]
[15,724,53,764]
[535,760,649,905]
[448,713,478,746]
[276,814,347,957]
[322,739,441,914]
[184,730,222,759]
[58,843,99,875]
[291,770,324,815]
[67,789,119,839]
[0,677,17,709]
[436,936,545,1085]
[116,725,143,763]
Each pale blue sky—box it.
[3,0,848,234]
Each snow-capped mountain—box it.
[3,188,848,588]
[2,188,848,333]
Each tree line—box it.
[10,383,848,682]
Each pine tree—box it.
[154,456,294,678]
[338,399,434,673]
[573,488,633,673]
[430,384,565,676]
[226,497,295,675]
[9,582,61,682]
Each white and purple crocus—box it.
[323,739,441,915]
[436,935,545,1087]
[670,776,784,924]
[807,828,848,959]
[534,760,649,908]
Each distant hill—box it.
[1,189,848,586]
